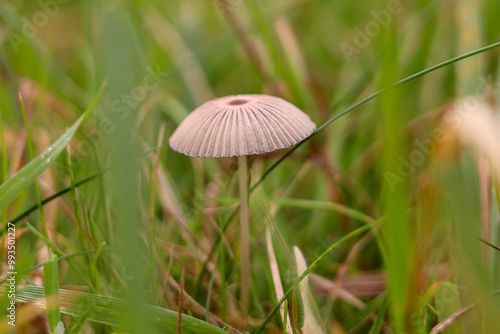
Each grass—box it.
[1,0,500,333]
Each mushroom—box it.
[169,94,316,311]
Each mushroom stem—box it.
[238,154,250,312]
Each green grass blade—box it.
[368,291,391,334]
[13,286,229,334]
[0,82,106,208]
[43,251,61,333]
[91,242,106,294]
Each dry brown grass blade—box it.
[266,227,294,334]
[311,272,383,303]
[293,246,325,334]
[478,238,500,252]
[313,264,450,299]
[167,276,242,334]
[429,304,476,334]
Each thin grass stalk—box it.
[283,299,288,334]
[43,250,61,332]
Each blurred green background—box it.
[1,0,500,333]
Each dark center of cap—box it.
[228,99,248,106]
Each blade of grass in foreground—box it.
[43,251,61,333]
[13,285,229,334]
[0,82,106,209]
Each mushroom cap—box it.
[169,94,316,158]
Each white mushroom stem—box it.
[238,154,250,312]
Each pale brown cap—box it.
[169,94,316,158]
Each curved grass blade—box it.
[13,285,229,334]
[0,82,106,209]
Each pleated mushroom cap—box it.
[169,94,316,158]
